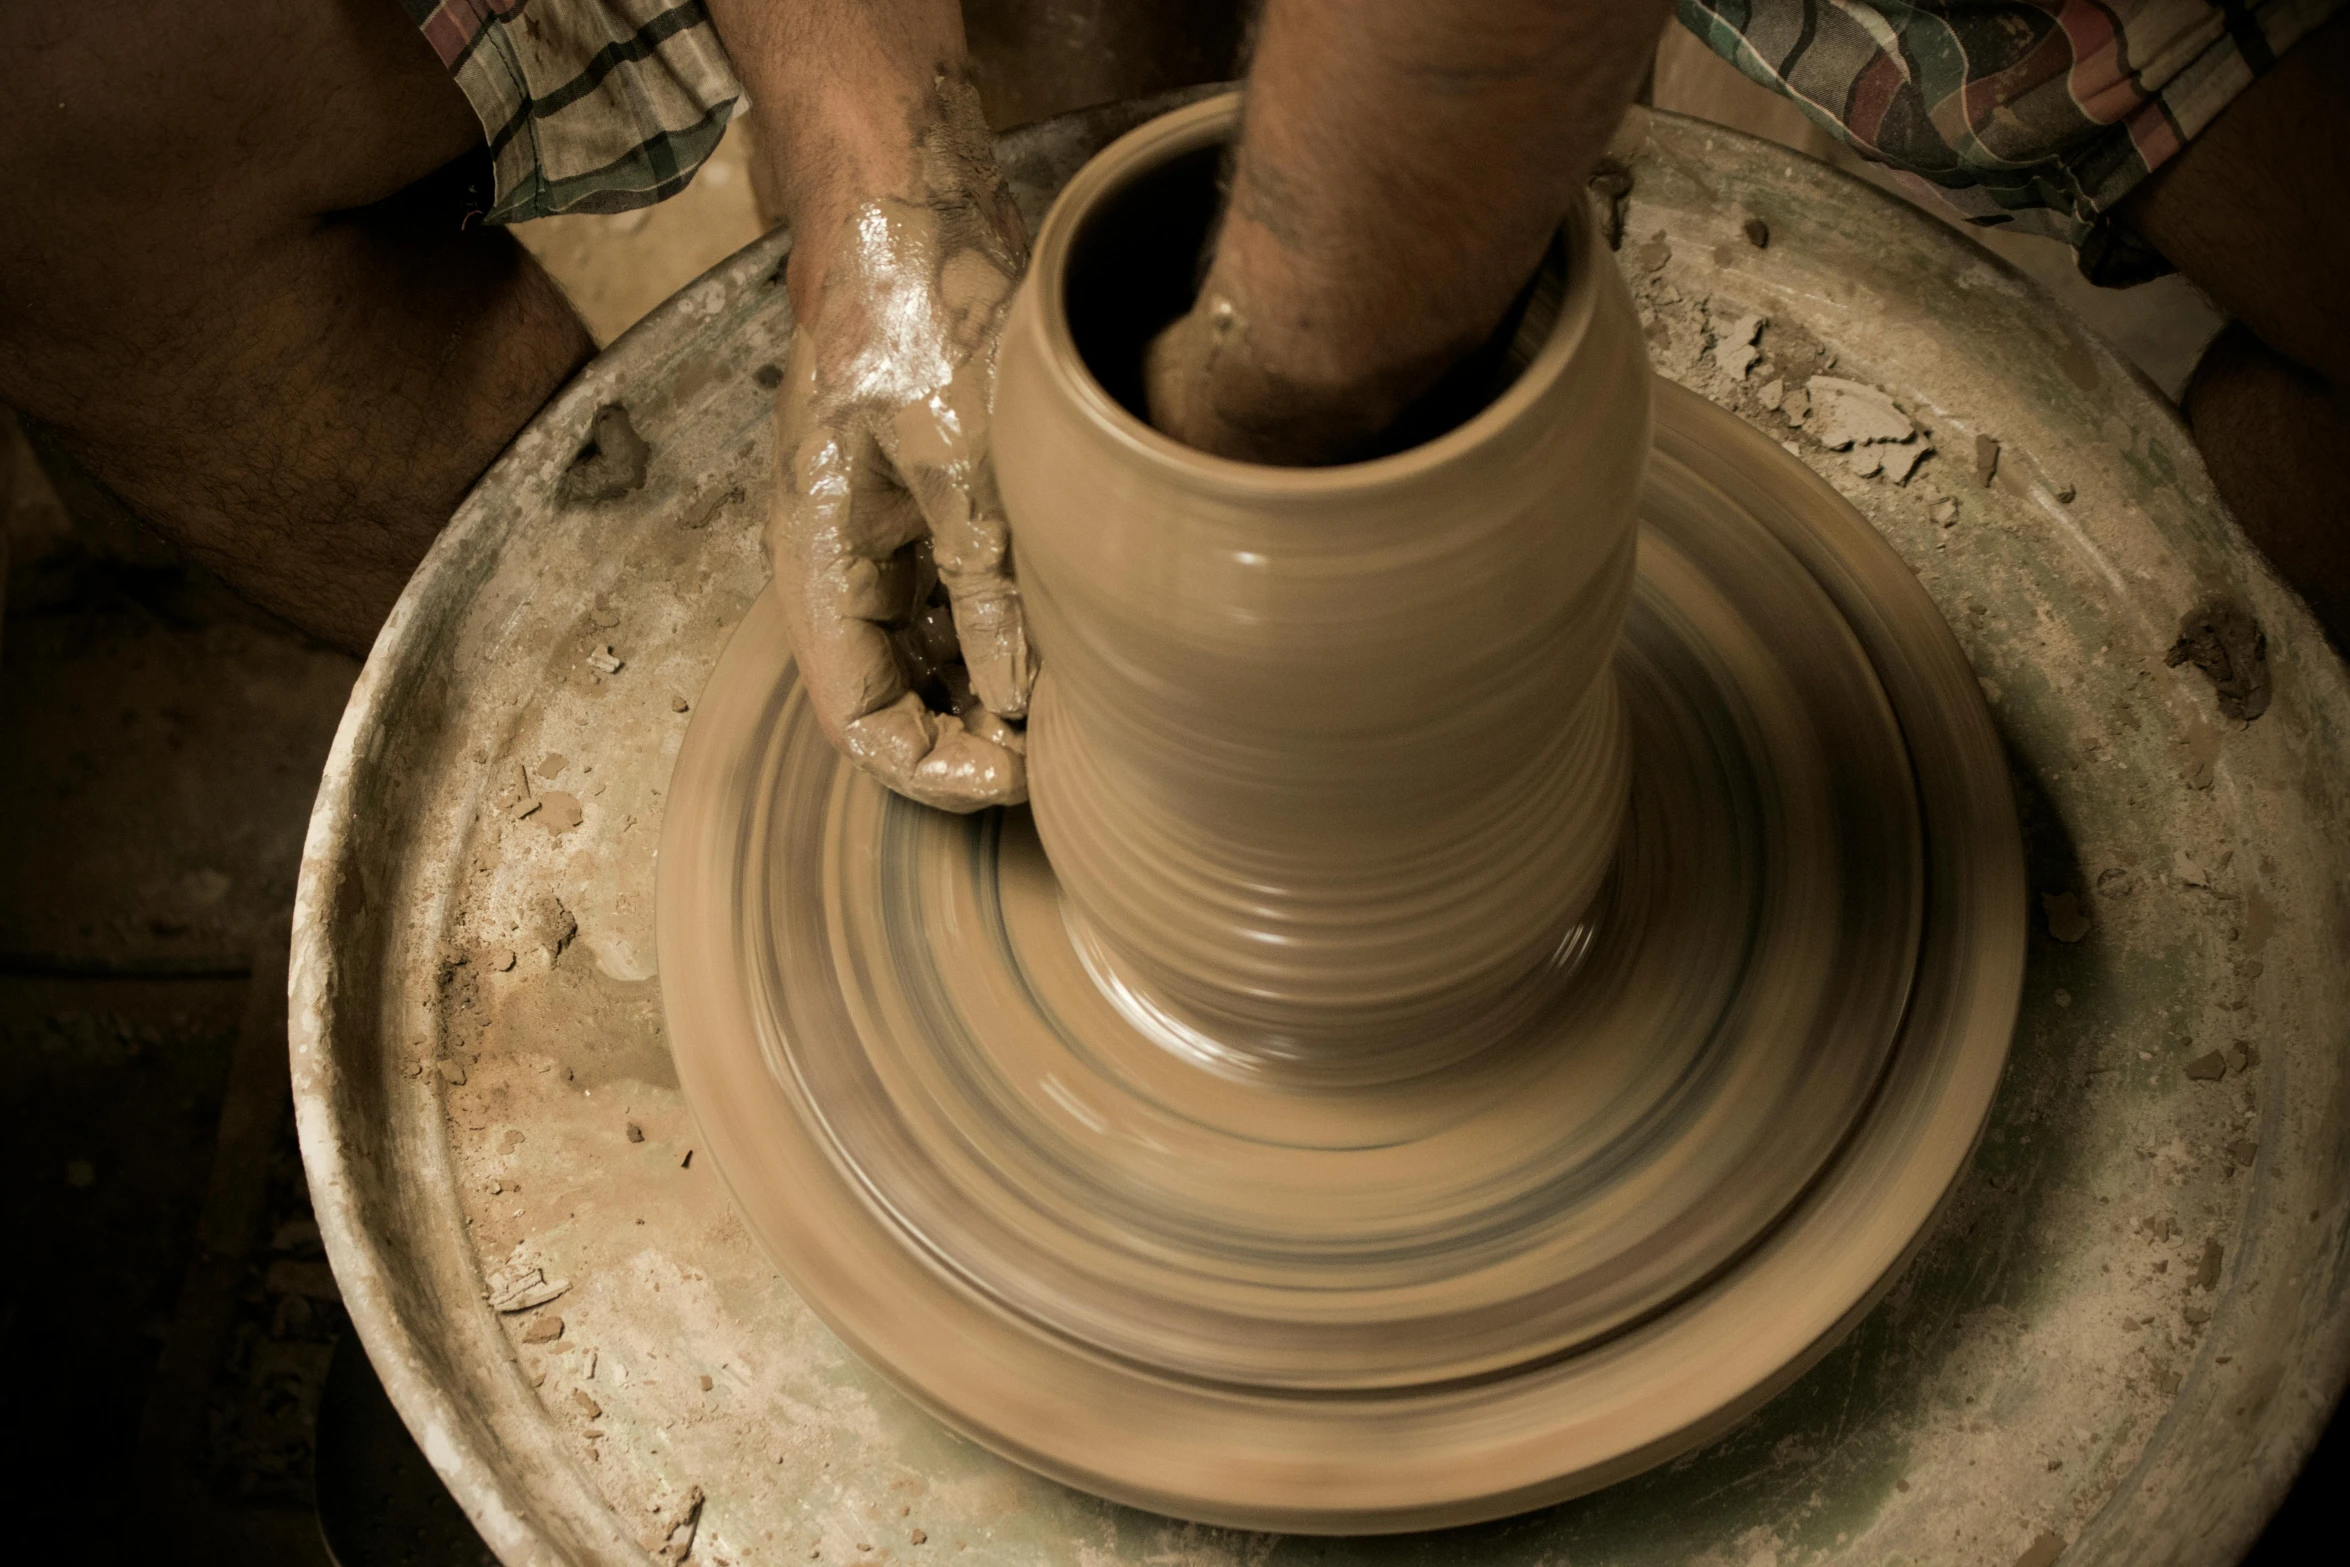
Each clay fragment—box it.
[588,645,625,675]
[2041,892,2090,942]
[490,1266,571,1312]
[532,894,578,957]
[684,484,743,531]
[1807,377,1913,449]
[626,1121,645,1143]
[523,1314,564,1344]
[1932,499,1958,526]
[1809,374,1927,484]
[1975,434,2000,487]
[2165,602,2270,721]
[2227,1138,2258,1167]
[572,1388,602,1419]
[562,404,651,503]
[1706,302,1766,380]
[2016,1523,2066,1561]
[660,1486,706,1564]
[438,1059,467,1085]
[1743,216,1770,248]
[1588,157,1634,249]
[537,791,584,834]
[2195,1238,2224,1290]
[2183,1051,2227,1082]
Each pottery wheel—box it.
[659,377,2022,1530]
[295,99,2350,1567]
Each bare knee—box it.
[2183,322,2350,647]
[2119,11,2350,392]
[2184,322,2339,443]
[0,1,490,427]
[0,1,479,235]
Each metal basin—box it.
[292,98,2350,1566]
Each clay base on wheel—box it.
[657,379,2023,1533]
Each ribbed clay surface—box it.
[996,101,1644,1082]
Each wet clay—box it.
[658,95,2022,1532]
[995,100,1648,1080]
[660,381,2017,1529]
[765,72,1035,813]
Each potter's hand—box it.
[766,87,1034,813]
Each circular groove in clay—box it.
[660,382,2021,1531]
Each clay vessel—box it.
[994,94,1650,1084]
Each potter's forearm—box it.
[1169,0,1670,461]
[703,0,978,302]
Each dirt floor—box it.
[0,45,2333,1565]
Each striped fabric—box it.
[403,0,742,224]
[1676,0,2343,282]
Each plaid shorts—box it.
[1677,0,2344,283]
[404,0,743,224]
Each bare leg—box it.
[0,0,594,653]
[2118,11,2350,649]
[2178,325,2350,644]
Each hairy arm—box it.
[1151,0,1672,463]
[705,0,986,309]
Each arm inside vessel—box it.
[1150,0,1673,464]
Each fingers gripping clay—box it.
[768,74,1037,813]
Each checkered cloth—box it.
[403,0,742,224]
[1676,0,2342,283]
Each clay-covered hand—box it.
[767,96,1033,812]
